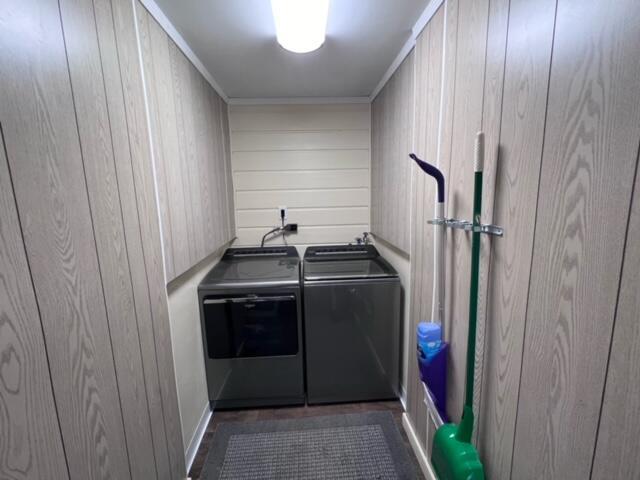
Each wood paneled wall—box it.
[136,3,234,281]
[372,0,640,478]
[229,104,371,246]
[0,91,69,479]
[371,53,415,254]
[0,0,233,477]
[405,4,446,451]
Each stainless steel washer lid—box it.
[199,246,300,288]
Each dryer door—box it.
[203,294,298,359]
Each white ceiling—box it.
[151,0,431,99]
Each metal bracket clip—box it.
[428,218,504,237]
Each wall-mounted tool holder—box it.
[428,218,504,237]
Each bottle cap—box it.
[417,322,441,343]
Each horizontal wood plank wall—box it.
[137,3,234,281]
[0,119,69,478]
[229,104,371,246]
[371,52,415,254]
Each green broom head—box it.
[431,406,485,480]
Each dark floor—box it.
[188,400,413,479]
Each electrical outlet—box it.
[278,206,288,221]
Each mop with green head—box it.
[430,132,486,480]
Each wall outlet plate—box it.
[278,206,288,221]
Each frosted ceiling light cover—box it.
[271,0,330,53]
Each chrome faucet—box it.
[354,232,372,245]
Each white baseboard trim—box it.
[400,386,408,411]
[402,413,437,480]
[185,403,212,474]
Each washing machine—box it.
[303,245,401,404]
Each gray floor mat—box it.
[201,411,420,479]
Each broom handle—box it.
[465,132,484,410]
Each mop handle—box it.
[409,154,446,327]
[465,132,484,410]
[409,153,445,202]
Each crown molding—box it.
[369,0,445,101]
[139,0,228,101]
[227,97,371,106]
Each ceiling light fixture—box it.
[271,0,330,53]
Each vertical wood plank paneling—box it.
[443,0,490,423]
[0,0,131,477]
[214,94,230,242]
[59,0,158,477]
[139,1,233,278]
[191,68,216,251]
[592,156,640,479]
[213,91,231,243]
[421,9,446,452]
[407,28,429,447]
[111,0,185,475]
[371,97,381,237]
[216,92,232,244]
[437,0,459,216]
[407,5,446,449]
[135,2,175,280]
[371,52,414,253]
[179,59,205,261]
[399,0,640,476]
[202,80,223,248]
[221,101,233,241]
[168,41,197,268]
[145,13,191,277]
[92,0,173,476]
[512,0,640,477]
[221,102,236,238]
[204,75,223,250]
[0,128,69,479]
[476,0,557,475]
[135,1,234,279]
[471,0,510,445]
[187,63,207,253]
[437,3,459,413]
[408,30,429,448]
